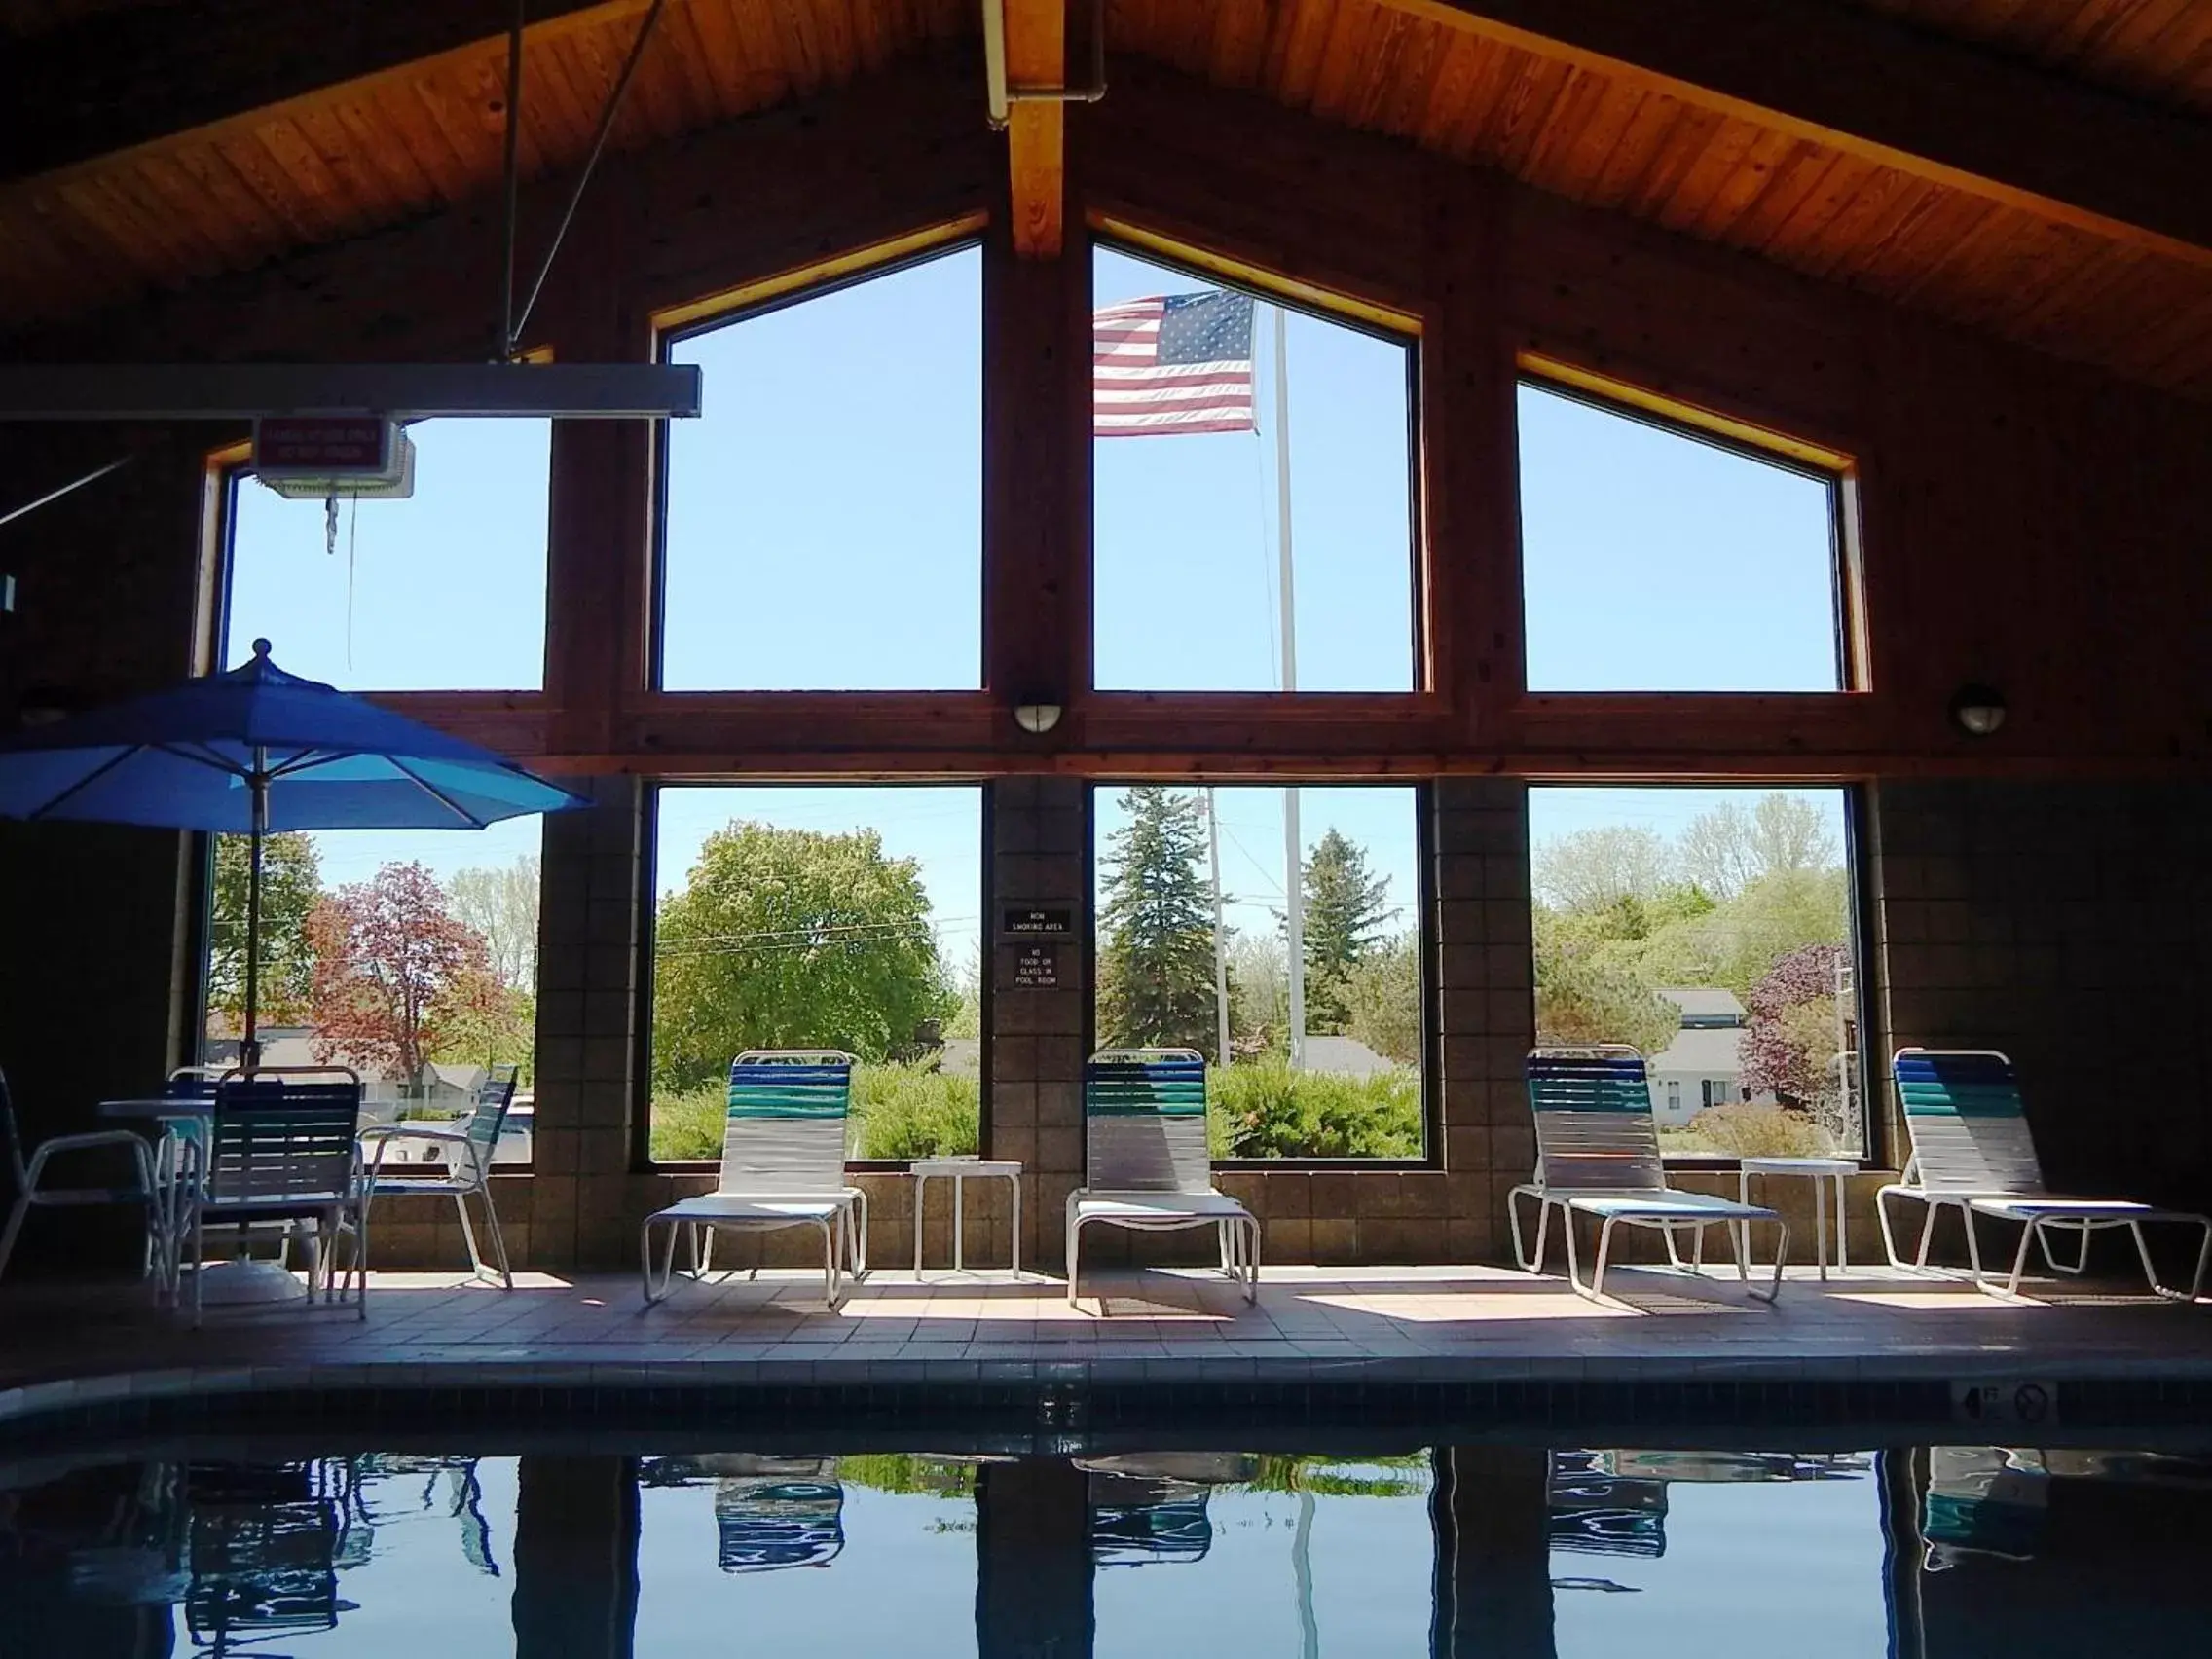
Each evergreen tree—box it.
[1097,788,1220,1055]
[1300,828,1394,1033]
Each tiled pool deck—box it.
[5,1262,2210,1433]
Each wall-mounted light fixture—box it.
[1949,683,2007,737]
[1013,702,1062,735]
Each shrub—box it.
[648,1082,725,1161]
[1679,1102,1832,1159]
[1208,1060,1422,1160]
[851,1060,978,1160]
[648,1059,980,1162]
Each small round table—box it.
[1738,1156,1858,1279]
[911,1158,1022,1278]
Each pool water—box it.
[4,1441,2207,1655]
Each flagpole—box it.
[1272,302,1305,1070]
[1208,787,1232,1068]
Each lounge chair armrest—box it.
[358,1125,472,1147]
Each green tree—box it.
[208,830,322,1032]
[1096,787,1219,1055]
[652,821,954,1088]
[1533,825,1673,911]
[1533,906,1679,1054]
[1300,828,1395,1031]
[1228,933,1289,1057]
[1345,932,1421,1065]
[1677,793,1839,901]
[448,855,540,991]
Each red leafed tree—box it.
[1741,941,1848,1104]
[306,862,499,1083]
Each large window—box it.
[1092,1455,1433,1656]
[1529,785,1863,1157]
[648,785,981,1162]
[1092,243,1417,691]
[1518,380,1848,691]
[1091,783,1426,1160]
[208,428,550,1159]
[659,246,982,690]
[225,418,550,689]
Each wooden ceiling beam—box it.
[1386,0,2212,268]
[1004,0,1066,257]
[0,0,643,187]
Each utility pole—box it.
[1273,303,1305,1069]
[1208,787,1232,1067]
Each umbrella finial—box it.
[251,638,272,660]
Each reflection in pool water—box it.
[3,1441,2208,1655]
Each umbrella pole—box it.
[243,754,267,1073]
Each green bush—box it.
[1677,1102,1833,1159]
[1208,1060,1422,1160]
[851,1060,978,1160]
[646,1060,979,1163]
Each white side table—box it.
[1738,1156,1858,1279]
[911,1158,1022,1278]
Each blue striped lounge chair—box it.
[1510,1047,1788,1303]
[1879,1048,2211,1300]
[1065,1049,1259,1309]
[641,1050,868,1309]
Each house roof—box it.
[4,2,2212,395]
[1655,987,1747,1020]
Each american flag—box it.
[1093,289,1257,437]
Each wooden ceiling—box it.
[5,0,2212,399]
[1860,0,2212,114]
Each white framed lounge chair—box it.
[1878,1048,2212,1301]
[1065,1049,1258,1310]
[641,1050,868,1309]
[357,1063,520,1291]
[1509,1046,1788,1304]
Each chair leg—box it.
[2038,1220,2091,1276]
[1590,1216,1618,1301]
[821,1219,840,1310]
[1066,1214,1084,1309]
[454,1191,485,1280]
[851,1189,869,1278]
[1752,1218,1788,1304]
[2005,1216,2038,1298]
[475,1183,513,1291]
[1961,1204,1994,1294]
[0,1198,28,1286]
[1508,1186,1532,1272]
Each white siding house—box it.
[1646,988,1763,1126]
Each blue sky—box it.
[221,240,1848,979]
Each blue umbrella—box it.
[0,639,583,1064]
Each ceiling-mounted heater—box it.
[250,414,416,499]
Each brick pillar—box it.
[531,775,645,1270]
[511,1456,640,1659]
[987,778,1088,1272]
[976,1458,1092,1659]
[1432,1446,1554,1659]
[1432,779,1536,1263]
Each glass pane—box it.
[1551,1450,1887,1657]
[660,248,982,689]
[634,1457,977,1652]
[1528,785,1862,1157]
[225,417,550,688]
[1092,1455,1435,1656]
[649,785,981,1161]
[1519,383,1843,691]
[205,819,543,1162]
[1092,245,1416,691]
[1091,783,1424,1159]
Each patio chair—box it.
[710,1458,845,1572]
[1878,1048,2212,1300]
[181,1068,367,1326]
[1065,1049,1259,1309]
[1508,1047,1788,1303]
[0,1062,166,1288]
[355,1063,519,1290]
[641,1050,868,1309]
